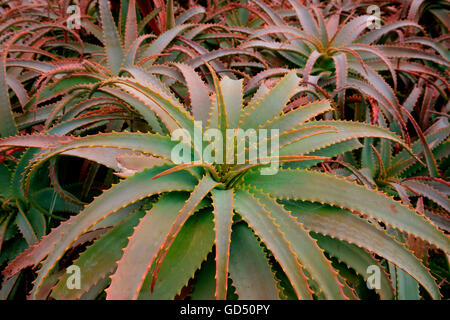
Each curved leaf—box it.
[211,189,234,300]
[243,169,450,252]
[99,0,124,75]
[29,166,198,299]
[283,201,441,299]
[229,223,279,300]
[233,188,312,300]
[247,188,347,299]
[139,209,215,299]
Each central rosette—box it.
[170,121,281,184]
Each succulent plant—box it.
[328,111,449,298]
[0,66,447,300]
[240,0,449,125]
[0,0,448,301]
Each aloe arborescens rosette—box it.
[0,66,448,300]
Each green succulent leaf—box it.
[246,187,347,299]
[233,188,312,300]
[99,0,124,75]
[283,201,441,299]
[28,166,198,299]
[229,223,280,300]
[139,208,215,299]
[211,189,234,300]
[243,169,450,252]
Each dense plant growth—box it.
[0,0,448,300]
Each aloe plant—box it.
[347,115,449,229]
[240,0,449,125]
[327,111,449,298]
[0,66,448,300]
